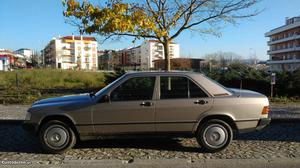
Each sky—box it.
[0,0,299,60]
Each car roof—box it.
[124,71,232,97]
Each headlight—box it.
[25,112,31,120]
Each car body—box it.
[23,71,270,153]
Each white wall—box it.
[0,59,8,71]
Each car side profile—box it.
[23,71,270,153]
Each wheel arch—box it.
[38,114,79,140]
[193,114,237,133]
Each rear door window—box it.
[160,76,208,99]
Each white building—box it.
[42,35,98,70]
[140,40,180,69]
[265,16,300,71]
[14,48,34,62]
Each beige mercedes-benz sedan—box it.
[23,71,270,153]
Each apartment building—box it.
[42,35,98,70]
[98,40,180,70]
[265,16,300,71]
[140,40,180,69]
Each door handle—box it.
[140,101,153,106]
[194,100,208,105]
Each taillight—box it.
[261,106,269,115]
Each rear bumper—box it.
[256,118,271,131]
[238,118,271,133]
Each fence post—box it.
[16,73,20,100]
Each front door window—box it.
[110,77,156,101]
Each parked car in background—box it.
[23,71,270,153]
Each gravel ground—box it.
[0,103,300,165]
[0,121,300,165]
[0,105,29,120]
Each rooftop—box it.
[265,15,300,36]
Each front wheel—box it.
[39,120,76,154]
[196,119,233,152]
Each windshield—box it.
[95,74,126,97]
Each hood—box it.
[228,88,266,98]
[33,93,92,106]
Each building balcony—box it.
[267,59,300,64]
[62,46,74,50]
[268,46,300,54]
[62,61,76,64]
[84,47,91,51]
[268,34,300,45]
[62,54,73,57]
[62,57,75,63]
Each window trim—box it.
[108,75,158,102]
[158,75,211,100]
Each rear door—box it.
[155,75,213,132]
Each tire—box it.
[196,119,233,153]
[39,120,76,154]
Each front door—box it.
[93,76,157,134]
[155,76,213,132]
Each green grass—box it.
[0,69,108,104]
[0,69,106,89]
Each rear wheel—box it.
[196,119,232,152]
[39,120,76,154]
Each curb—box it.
[59,158,300,168]
[2,159,300,168]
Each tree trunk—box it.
[163,40,171,71]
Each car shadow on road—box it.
[75,137,202,153]
[0,123,43,153]
[0,121,300,154]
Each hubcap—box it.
[44,125,69,148]
[203,124,227,148]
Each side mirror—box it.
[99,94,110,103]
